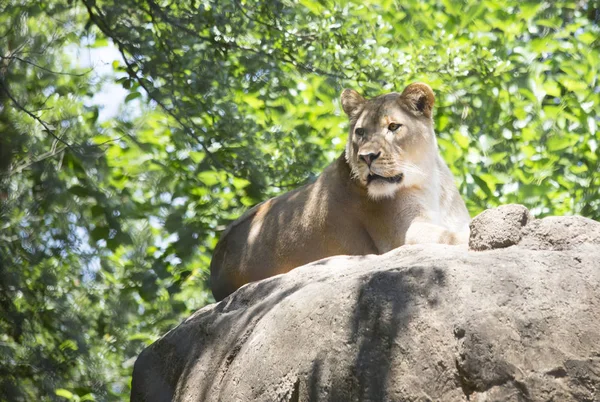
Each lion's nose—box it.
[359,151,381,167]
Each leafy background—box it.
[0,0,598,400]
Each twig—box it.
[0,22,14,41]
[4,144,67,177]
[3,134,126,178]
[0,82,75,152]
[0,55,93,77]
[94,134,127,147]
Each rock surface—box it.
[131,205,600,402]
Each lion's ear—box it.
[341,89,366,118]
[400,83,435,118]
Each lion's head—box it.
[341,83,438,200]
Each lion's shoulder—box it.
[217,199,270,242]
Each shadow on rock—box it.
[309,266,447,402]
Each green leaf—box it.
[128,333,158,343]
[543,80,561,97]
[55,389,74,400]
[59,340,78,351]
[577,32,597,45]
[91,37,108,48]
[452,130,470,150]
[232,177,251,190]
[125,92,142,102]
[472,174,493,197]
[547,135,577,152]
[197,171,221,186]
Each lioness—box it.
[210,83,470,301]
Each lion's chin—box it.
[366,180,402,200]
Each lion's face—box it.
[341,83,438,200]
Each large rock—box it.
[131,206,600,402]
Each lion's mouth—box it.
[367,173,404,185]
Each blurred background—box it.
[0,0,598,400]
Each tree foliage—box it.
[0,0,598,400]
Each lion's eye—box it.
[355,127,366,136]
[388,123,402,131]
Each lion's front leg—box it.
[405,220,469,245]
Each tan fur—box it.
[209,83,470,301]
